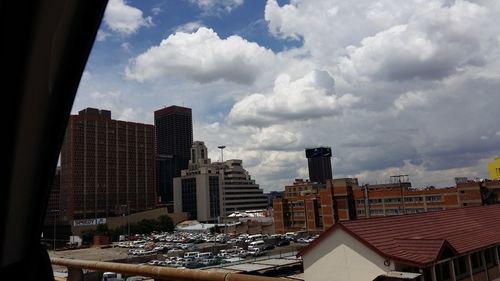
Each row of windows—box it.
[225,196,267,201]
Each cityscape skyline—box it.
[74,0,500,191]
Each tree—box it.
[158,215,174,232]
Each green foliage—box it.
[81,230,95,243]
[157,215,174,232]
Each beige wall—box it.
[173,174,224,222]
[303,228,393,281]
[72,208,187,235]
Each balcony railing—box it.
[51,257,283,281]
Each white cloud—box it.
[121,42,132,52]
[104,0,153,35]
[394,91,428,112]
[81,71,92,82]
[151,7,162,15]
[125,27,276,84]
[79,0,500,190]
[190,0,244,14]
[96,30,110,42]
[247,125,301,150]
[339,1,489,81]
[174,21,204,33]
[228,70,359,126]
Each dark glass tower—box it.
[154,105,193,203]
[305,147,333,184]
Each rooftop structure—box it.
[298,205,500,281]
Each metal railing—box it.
[51,257,284,281]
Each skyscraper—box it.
[60,108,156,220]
[154,105,193,203]
[305,147,333,184]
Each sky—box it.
[75,0,500,192]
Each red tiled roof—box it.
[298,205,500,266]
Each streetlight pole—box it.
[217,145,226,232]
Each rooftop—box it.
[299,204,500,266]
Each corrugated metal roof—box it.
[299,205,500,266]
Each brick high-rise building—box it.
[305,147,333,184]
[154,105,193,204]
[273,178,358,234]
[60,108,156,220]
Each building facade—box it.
[173,141,224,222]
[274,178,358,234]
[60,108,156,221]
[489,157,500,180]
[305,147,333,184]
[222,159,268,215]
[274,176,500,234]
[173,142,267,222]
[154,105,193,204]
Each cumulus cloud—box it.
[228,70,359,126]
[81,0,500,190]
[339,1,488,81]
[104,0,153,35]
[247,126,301,150]
[125,27,276,84]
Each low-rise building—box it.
[298,205,500,281]
[274,176,500,234]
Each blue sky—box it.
[75,0,500,191]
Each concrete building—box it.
[173,141,267,222]
[489,157,500,180]
[298,205,500,281]
[222,159,268,215]
[154,105,193,204]
[173,141,224,222]
[305,147,332,184]
[60,108,156,221]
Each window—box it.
[404,196,423,202]
[435,261,451,281]
[370,209,384,216]
[385,209,401,215]
[425,195,442,202]
[485,248,495,268]
[470,252,483,272]
[453,256,468,279]
[384,197,401,203]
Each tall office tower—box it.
[305,147,333,184]
[60,108,156,221]
[154,105,193,203]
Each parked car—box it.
[261,244,275,251]
[276,239,290,247]
[102,272,124,281]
